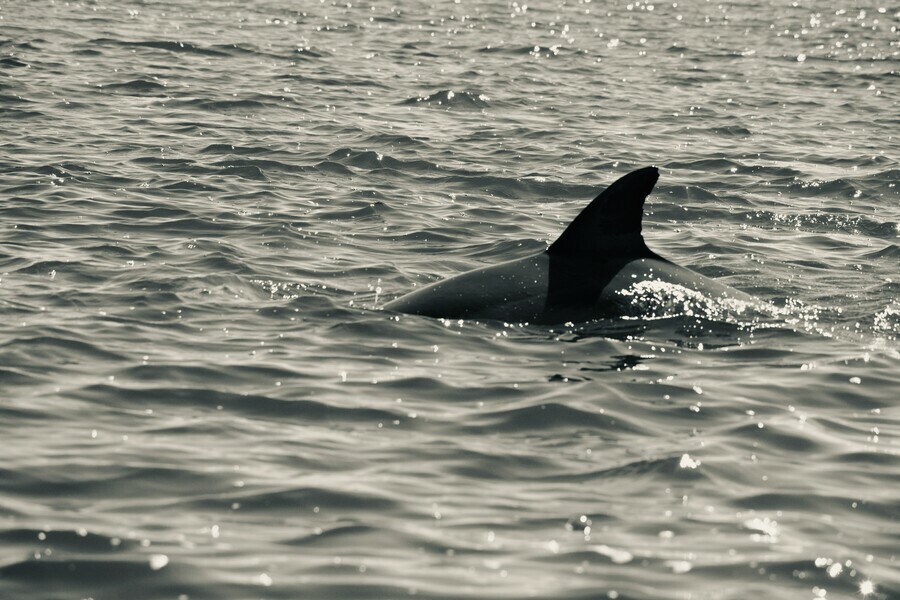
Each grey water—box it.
[0,1,898,599]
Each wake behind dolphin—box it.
[386,166,757,324]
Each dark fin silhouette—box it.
[547,166,659,258]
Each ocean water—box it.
[1,0,898,599]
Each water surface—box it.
[1,1,898,599]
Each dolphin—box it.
[385,166,756,324]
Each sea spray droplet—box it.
[666,560,692,574]
[590,545,633,564]
[679,454,700,469]
[149,554,169,570]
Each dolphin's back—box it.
[386,166,757,323]
[385,254,551,321]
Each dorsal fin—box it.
[547,166,659,257]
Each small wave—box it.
[732,492,899,521]
[0,463,231,501]
[384,229,464,247]
[360,132,429,149]
[836,168,900,199]
[402,89,490,109]
[764,210,894,238]
[314,201,389,221]
[74,384,400,423]
[712,125,753,137]
[863,244,900,260]
[211,158,296,173]
[325,148,440,172]
[0,557,162,583]
[282,523,443,551]
[280,73,386,88]
[91,38,229,57]
[463,401,643,434]
[789,176,857,197]
[725,421,824,453]
[159,180,223,192]
[0,368,44,389]
[0,107,43,119]
[0,553,224,599]
[662,184,722,202]
[0,335,128,363]
[14,259,76,275]
[130,156,197,170]
[1,163,86,180]
[312,160,354,175]
[663,157,746,173]
[111,206,195,219]
[483,44,575,58]
[444,447,563,480]
[209,42,287,60]
[546,455,706,484]
[0,56,28,67]
[217,164,268,180]
[178,98,271,112]
[191,485,398,513]
[399,41,439,57]
[100,79,168,95]
[0,528,139,553]
[478,44,534,55]
[0,93,30,105]
[200,143,275,156]
[291,46,326,59]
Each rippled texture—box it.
[1,1,898,599]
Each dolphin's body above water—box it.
[385,166,756,324]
